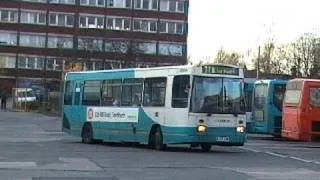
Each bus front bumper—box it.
[163,127,247,146]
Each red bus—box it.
[282,78,320,141]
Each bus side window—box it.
[310,88,320,108]
[82,81,101,106]
[121,79,143,107]
[172,75,190,108]
[254,84,267,109]
[143,77,167,107]
[64,81,73,105]
[102,79,122,106]
[74,83,81,105]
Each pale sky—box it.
[187,0,320,67]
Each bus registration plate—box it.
[216,136,230,142]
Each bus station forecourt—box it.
[62,63,320,153]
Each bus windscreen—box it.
[284,90,302,107]
[273,84,286,111]
[191,77,245,114]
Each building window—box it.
[49,13,74,27]
[80,0,105,7]
[168,22,175,33]
[160,0,184,13]
[48,34,73,49]
[18,56,44,70]
[0,9,18,23]
[107,0,132,8]
[106,17,131,31]
[47,57,63,71]
[135,0,142,9]
[20,10,46,25]
[105,40,129,53]
[133,19,157,33]
[78,37,103,51]
[135,41,156,54]
[49,0,76,5]
[160,20,185,34]
[79,15,104,29]
[82,60,104,71]
[21,0,47,3]
[177,1,184,12]
[151,0,158,9]
[159,42,183,56]
[94,61,104,70]
[143,77,167,107]
[0,55,16,69]
[20,33,46,48]
[0,31,17,46]
[176,22,184,34]
[134,0,158,10]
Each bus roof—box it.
[289,78,320,82]
[66,63,240,75]
[65,63,244,81]
[254,79,288,84]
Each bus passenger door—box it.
[166,75,190,127]
[252,83,269,133]
[73,81,83,124]
[306,85,320,140]
[143,77,167,133]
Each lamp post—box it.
[52,59,65,116]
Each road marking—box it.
[289,156,313,163]
[39,157,102,171]
[313,161,320,165]
[0,162,37,169]
[239,147,261,153]
[265,151,288,158]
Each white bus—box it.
[62,63,247,151]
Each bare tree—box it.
[270,44,292,74]
[214,47,243,65]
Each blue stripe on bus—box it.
[63,106,246,146]
[66,70,136,81]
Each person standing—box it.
[1,91,7,110]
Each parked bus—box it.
[62,64,247,151]
[282,79,320,141]
[244,81,254,132]
[251,79,287,137]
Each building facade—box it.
[0,0,188,96]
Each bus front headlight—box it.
[236,126,245,133]
[197,125,208,133]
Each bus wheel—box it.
[154,127,166,151]
[81,123,94,144]
[200,144,212,152]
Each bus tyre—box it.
[154,127,166,151]
[200,144,212,152]
[82,123,94,144]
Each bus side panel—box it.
[300,82,320,141]
[81,107,164,144]
[138,107,166,144]
[297,86,310,141]
[252,83,269,134]
[85,107,140,143]
[269,81,287,136]
[62,106,83,137]
[282,81,302,140]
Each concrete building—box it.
[0,0,189,96]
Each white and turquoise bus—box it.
[62,63,247,151]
